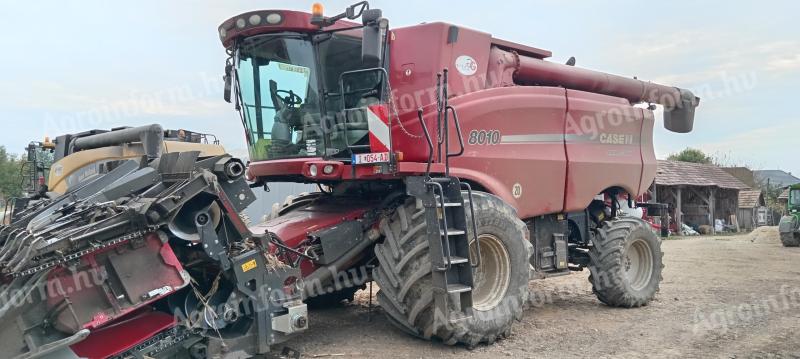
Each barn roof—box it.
[656,160,751,190]
[738,190,764,208]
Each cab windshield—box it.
[237,34,322,161]
[791,189,800,207]
[236,32,379,162]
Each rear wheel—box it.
[781,232,800,247]
[588,217,663,307]
[373,192,531,347]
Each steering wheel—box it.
[269,79,303,111]
[276,90,303,108]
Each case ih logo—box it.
[599,133,635,145]
[455,55,478,76]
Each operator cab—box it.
[221,3,388,163]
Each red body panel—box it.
[446,87,568,217]
[46,234,187,334]
[249,202,377,276]
[71,310,176,359]
[562,90,644,212]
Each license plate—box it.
[352,152,390,165]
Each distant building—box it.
[754,170,800,188]
[654,160,751,233]
[722,167,758,189]
[737,190,768,231]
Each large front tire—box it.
[588,217,663,308]
[373,192,532,347]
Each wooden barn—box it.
[653,160,750,234]
[737,190,768,231]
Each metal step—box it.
[447,284,472,294]
[436,201,462,208]
[449,256,469,265]
[440,229,466,236]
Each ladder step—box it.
[436,201,462,208]
[440,229,466,236]
[447,284,472,294]
[448,256,469,265]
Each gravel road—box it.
[273,227,800,358]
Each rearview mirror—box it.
[223,64,233,103]
[362,13,387,67]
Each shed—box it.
[779,188,790,208]
[654,160,751,233]
[737,190,767,231]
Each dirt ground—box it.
[276,227,800,358]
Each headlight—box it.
[309,164,318,177]
[266,13,283,24]
[323,164,334,175]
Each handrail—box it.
[445,105,466,158]
[417,108,435,178]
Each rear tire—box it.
[588,217,663,308]
[781,232,800,247]
[374,192,531,347]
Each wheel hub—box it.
[623,238,654,291]
[470,234,511,311]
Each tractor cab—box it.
[788,184,800,213]
[220,3,390,171]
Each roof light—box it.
[235,18,246,29]
[265,13,282,24]
[248,14,262,26]
[219,27,227,39]
[311,3,324,25]
[312,3,324,18]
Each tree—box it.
[667,148,712,164]
[0,146,23,202]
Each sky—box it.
[0,1,798,172]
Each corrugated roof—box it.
[738,190,763,208]
[656,160,751,189]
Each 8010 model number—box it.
[468,130,501,145]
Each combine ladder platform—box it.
[406,176,480,323]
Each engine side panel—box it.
[447,87,568,218]
[563,90,644,212]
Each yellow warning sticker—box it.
[241,259,258,273]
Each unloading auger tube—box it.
[493,47,700,133]
[71,124,165,158]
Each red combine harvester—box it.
[228,0,696,348]
[0,2,698,358]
